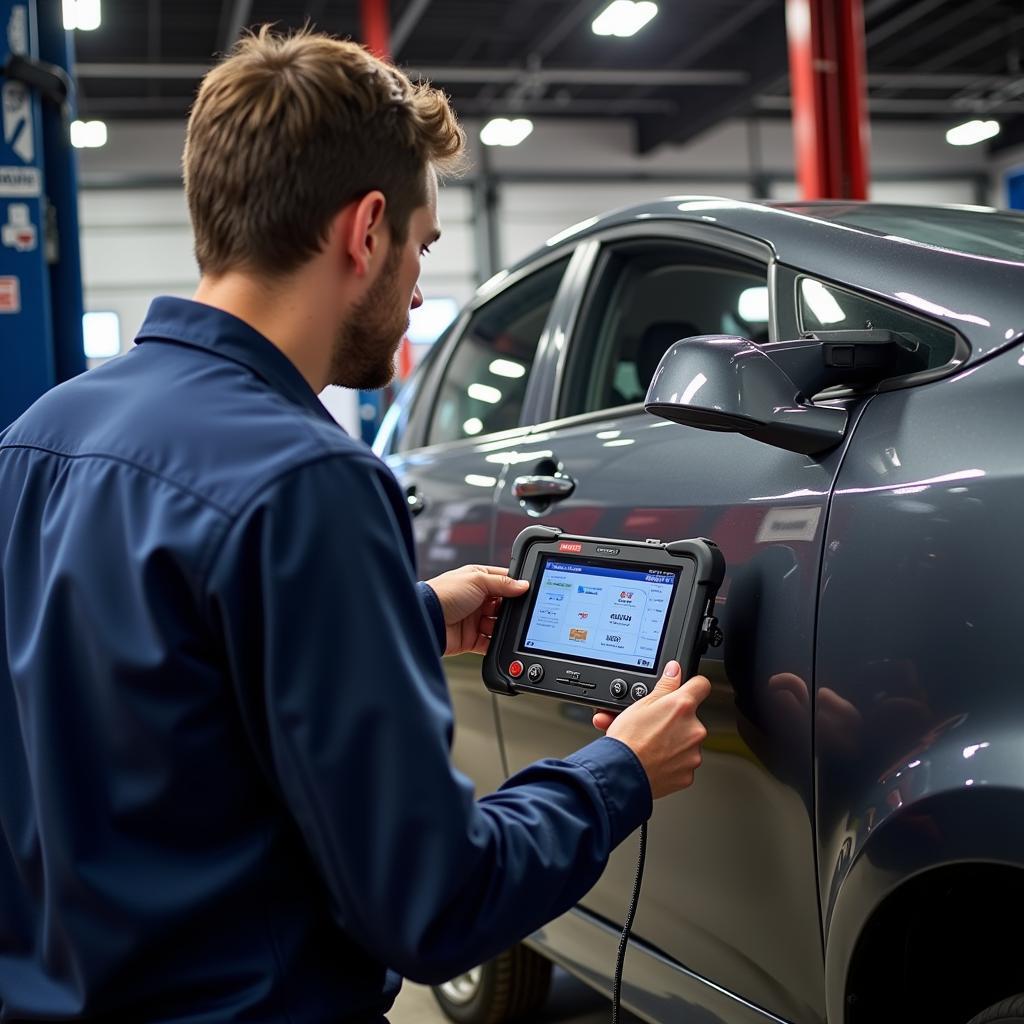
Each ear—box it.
[332,190,388,278]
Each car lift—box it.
[1,0,86,428]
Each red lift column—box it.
[785,0,870,200]
[361,0,391,60]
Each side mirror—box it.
[644,330,926,456]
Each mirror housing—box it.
[644,334,849,455]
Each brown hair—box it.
[183,26,464,277]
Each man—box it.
[0,28,710,1022]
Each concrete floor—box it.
[389,967,644,1024]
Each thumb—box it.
[648,660,682,698]
[479,572,529,597]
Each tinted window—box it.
[426,258,568,446]
[797,276,958,369]
[561,241,769,417]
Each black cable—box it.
[611,819,647,1024]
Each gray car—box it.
[374,198,1024,1024]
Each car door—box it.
[489,223,833,1024]
[384,250,575,795]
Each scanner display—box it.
[521,556,680,672]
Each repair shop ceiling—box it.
[72,0,1024,153]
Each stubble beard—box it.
[328,246,409,390]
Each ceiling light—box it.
[63,0,101,30]
[467,382,502,404]
[70,119,107,148]
[480,118,534,147]
[488,358,525,379]
[592,1,658,37]
[946,119,1000,146]
[463,418,484,435]
[800,278,846,325]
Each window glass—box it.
[797,276,958,369]
[426,258,568,446]
[562,242,769,417]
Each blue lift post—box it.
[0,0,85,428]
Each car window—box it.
[426,257,569,446]
[797,276,958,369]
[561,241,769,418]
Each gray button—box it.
[527,664,544,683]
[630,682,649,701]
[610,678,627,699]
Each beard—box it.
[328,245,409,390]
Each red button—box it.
[508,660,524,678]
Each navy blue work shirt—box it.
[0,297,652,1022]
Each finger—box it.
[476,565,511,576]
[674,674,712,707]
[648,660,682,697]
[476,572,529,598]
[592,711,617,731]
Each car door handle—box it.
[405,486,427,517]
[512,474,576,501]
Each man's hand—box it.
[593,661,711,799]
[425,565,529,657]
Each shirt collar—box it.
[135,296,339,426]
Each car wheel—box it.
[430,943,553,1024]
[967,994,1024,1023]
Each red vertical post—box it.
[785,0,870,199]
[361,0,391,60]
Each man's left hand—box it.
[425,565,529,656]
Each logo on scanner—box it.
[569,628,588,641]
[559,541,583,553]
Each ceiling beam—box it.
[391,0,433,57]
[220,0,253,54]
[756,95,1024,114]
[74,63,749,87]
[634,2,788,154]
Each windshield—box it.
[780,203,1024,262]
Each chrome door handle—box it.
[512,474,576,501]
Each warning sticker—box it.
[2,81,33,164]
[1,203,36,252]
[0,276,20,314]
[0,165,40,197]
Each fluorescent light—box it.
[463,417,484,435]
[800,278,846,325]
[70,119,107,148]
[488,358,525,379]
[480,118,534,147]
[738,286,769,323]
[467,382,502,404]
[946,119,1000,146]
[63,0,101,30]
[82,311,120,358]
[464,474,497,488]
[592,1,658,37]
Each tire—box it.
[430,943,553,1024]
[967,994,1024,1024]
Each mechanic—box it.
[0,28,710,1022]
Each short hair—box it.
[183,26,465,277]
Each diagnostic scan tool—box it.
[483,526,725,712]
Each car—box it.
[374,197,1024,1024]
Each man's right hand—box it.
[594,661,711,799]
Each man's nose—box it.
[411,284,424,310]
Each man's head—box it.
[184,27,463,388]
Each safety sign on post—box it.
[0,0,55,426]
[0,0,85,428]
